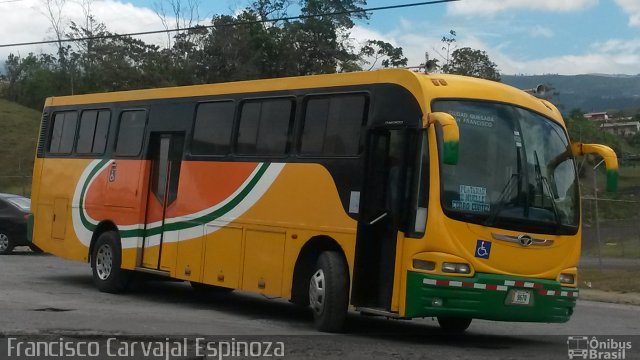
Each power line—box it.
[0,0,460,48]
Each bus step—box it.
[134,267,171,277]
[356,307,405,319]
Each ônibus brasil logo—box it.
[567,336,632,359]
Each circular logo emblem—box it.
[518,234,534,247]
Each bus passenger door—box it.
[352,128,414,310]
[141,133,184,271]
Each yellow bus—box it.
[29,69,618,332]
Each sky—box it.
[1,0,639,75]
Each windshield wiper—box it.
[485,147,523,227]
[533,150,562,226]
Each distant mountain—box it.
[501,74,640,115]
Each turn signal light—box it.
[442,262,471,274]
[413,259,436,271]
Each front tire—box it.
[0,231,14,255]
[309,251,349,332]
[91,231,130,293]
[437,316,472,334]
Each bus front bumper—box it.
[405,271,578,323]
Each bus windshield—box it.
[433,100,579,235]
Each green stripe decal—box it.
[79,161,271,239]
[78,159,110,233]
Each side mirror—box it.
[571,143,619,192]
[424,112,459,165]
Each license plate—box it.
[509,289,532,305]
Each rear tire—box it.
[309,251,349,332]
[437,316,472,334]
[91,231,130,293]
[0,231,14,255]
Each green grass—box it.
[0,99,40,196]
[580,269,640,293]
[583,239,640,259]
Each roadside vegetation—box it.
[579,269,640,294]
[0,99,39,196]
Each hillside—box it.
[0,99,40,195]
[502,74,640,113]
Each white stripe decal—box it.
[423,279,437,285]
[450,281,463,287]
[496,285,508,291]
[504,280,515,286]
[473,283,487,289]
[524,282,535,288]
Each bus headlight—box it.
[559,273,575,285]
[413,259,436,271]
[442,262,471,274]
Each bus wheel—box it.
[91,231,130,293]
[0,231,14,255]
[309,251,349,332]
[437,316,472,334]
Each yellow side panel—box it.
[51,198,68,240]
[241,229,286,297]
[159,231,178,273]
[142,244,159,268]
[202,226,243,288]
[175,225,205,281]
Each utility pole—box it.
[593,159,604,269]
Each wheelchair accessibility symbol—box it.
[475,240,492,259]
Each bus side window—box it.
[300,94,367,156]
[115,110,147,157]
[192,101,235,156]
[236,98,294,156]
[76,110,110,155]
[48,111,78,154]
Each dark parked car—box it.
[0,193,38,255]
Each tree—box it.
[2,0,409,108]
[442,47,501,81]
[440,30,456,69]
[360,40,408,70]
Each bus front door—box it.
[141,133,184,271]
[353,128,413,310]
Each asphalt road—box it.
[1,248,639,360]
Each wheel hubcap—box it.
[0,233,8,252]
[95,244,113,280]
[309,269,326,316]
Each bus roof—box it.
[45,69,564,126]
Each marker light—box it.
[413,259,436,271]
[559,273,575,285]
[442,262,471,274]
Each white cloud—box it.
[615,0,640,27]
[0,0,169,65]
[350,23,640,75]
[528,25,554,39]
[448,0,598,17]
